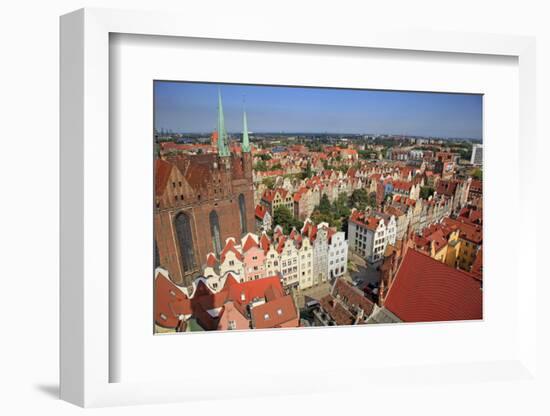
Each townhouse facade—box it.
[200,219,348,292]
[348,209,397,264]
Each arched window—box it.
[210,210,222,255]
[154,240,160,269]
[238,193,247,235]
[174,212,196,272]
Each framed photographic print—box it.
[60,7,538,408]
[152,81,483,334]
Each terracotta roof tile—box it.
[155,159,173,197]
[384,249,482,322]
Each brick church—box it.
[154,91,255,287]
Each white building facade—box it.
[328,231,348,279]
[312,225,329,285]
[348,211,396,264]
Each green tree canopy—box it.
[318,194,332,215]
[420,186,435,200]
[471,168,482,180]
[301,161,313,179]
[254,160,268,171]
[262,177,276,189]
[350,189,376,210]
[273,206,302,234]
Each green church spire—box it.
[242,110,250,153]
[217,89,230,157]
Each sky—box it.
[154,81,483,139]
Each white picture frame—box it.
[60,7,538,408]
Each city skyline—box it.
[154,81,483,140]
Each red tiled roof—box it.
[276,236,287,254]
[261,188,288,203]
[163,274,295,331]
[255,204,268,220]
[251,295,298,329]
[259,233,271,253]
[242,234,259,253]
[206,253,217,267]
[458,206,482,225]
[155,159,173,197]
[470,179,483,192]
[393,180,413,191]
[386,206,405,218]
[333,279,374,316]
[393,195,416,206]
[436,180,459,197]
[320,295,355,326]
[293,187,308,202]
[154,272,192,328]
[220,239,243,262]
[384,249,482,322]
[442,217,482,244]
[349,210,381,231]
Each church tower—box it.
[217,90,231,168]
[241,109,253,179]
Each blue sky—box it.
[154,81,483,139]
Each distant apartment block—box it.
[471,144,483,166]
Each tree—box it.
[318,194,332,215]
[262,177,276,189]
[254,160,268,171]
[273,206,301,234]
[367,192,377,208]
[271,162,283,170]
[259,154,272,161]
[333,193,351,218]
[350,188,369,210]
[420,186,435,200]
[301,161,313,179]
[471,168,482,180]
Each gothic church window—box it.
[174,212,196,272]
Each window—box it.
[277,309,283,316]
[154,240,160,269]
[160,313,167,321]
[209,210,222,255]
[238,194,247,234]
[228,320,236,330]
[264,313,270,320]
[174,212,196,272]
